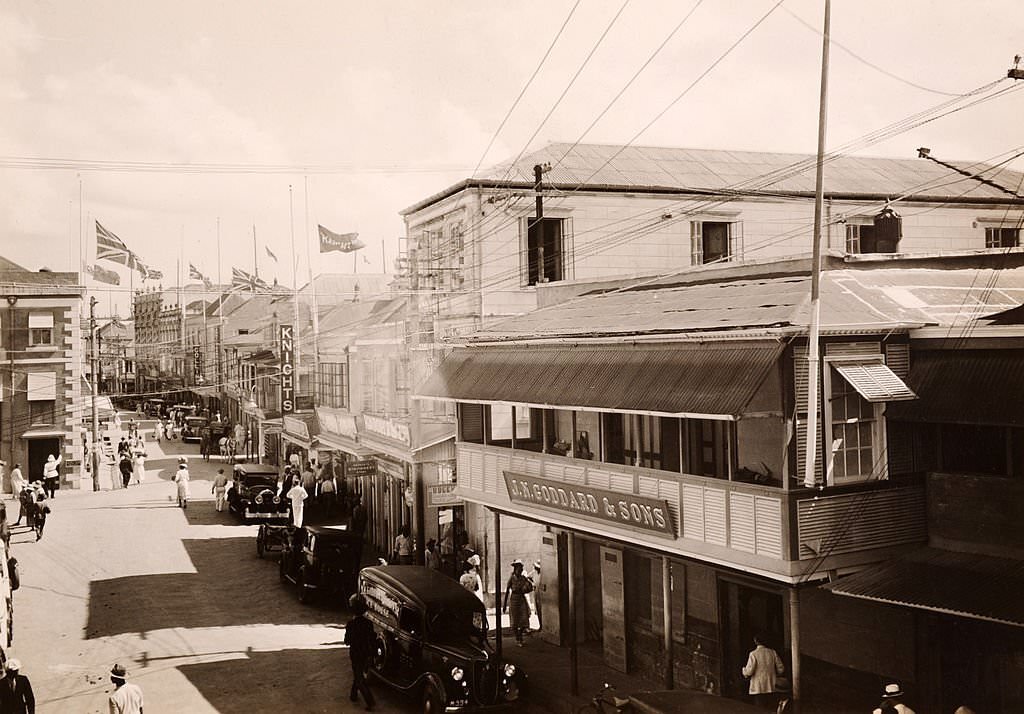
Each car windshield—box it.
[427,606,488,642]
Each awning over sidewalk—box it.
[825,547,1024,628]
[416,340,785,419]
[21,425,67,439]
[886,350,1024,426]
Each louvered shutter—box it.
[884,343,910,378]
[690,221,703,265]
[793,345,823,483]
[563,216,575,280]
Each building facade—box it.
[0,258,85,491]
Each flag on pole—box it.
[231,266,270,293]
[96,221,143,271]
[265,245,278,262]
[86,264,120,285]
[189,263,207,282]
[318,225,364,253]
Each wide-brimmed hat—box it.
[774,677,791,693]
[6,658,21,672]
[110,663,127,680]
[467,554,481,567]
[882,683,904,698]
[511,558,524,567]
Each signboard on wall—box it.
[279,324,295,414]
[193,345,202,383]
[347,460,377,477]
[503,471,675,538]
[427,483,462,508]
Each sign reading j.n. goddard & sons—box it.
[503,472,675,538]
[279,324,295,414]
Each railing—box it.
[456,443,928,568]
[456,442,788,561]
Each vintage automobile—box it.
[180,415,209,442]
[228,463,288,524]
[279,525,362,604]
[359,565,527,712]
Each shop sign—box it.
[280,324,295,414]
[347,460,377,477]
[283,415,309,441]
[503,471,675,538]
[428,483,462,508]
[317,407,359,439]
[193,345,202,383]
[364,414,410,446]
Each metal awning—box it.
[832,361,916,402]
[825,547,1024,628]
[886,350,1024,426]
[415,340,785,419]
[22,425,67,439]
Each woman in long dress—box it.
[173,463,190,508]
[502,559,533,646]
[132,451,146,485]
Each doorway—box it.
[28,437,61,484]
[581,540,604,645]
[719,580,786,698]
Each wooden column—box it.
[662,556,674,689]
[567,531,579,696]
[790,587,802,706]
[494,510,503,662]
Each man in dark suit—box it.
[0,658,35,713]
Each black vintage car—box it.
[180,415,209,442]
[360,565,526,712]
[279,525,363,604]
[228,463,288,524]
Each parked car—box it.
[228,463,288,523]
[279,524,363,604]
[359,565,527,712]
[141,398,165,417]
[181,415,209,442]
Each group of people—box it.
[116,437,146,489]
[0,656,142,713]
[2,461,52,541]
[279,458,352,527]
[455,551,542,647]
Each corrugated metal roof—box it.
[886,350,1024,426]
[416,340,784,418]
[463,265,1024,343]
[833,362,916,402]
[825,547,1024,628]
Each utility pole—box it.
[90,296,101,491]
[531,164,546,283]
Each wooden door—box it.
[600,546,627,672]
[538,533,561,643]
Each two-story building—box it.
[416,249,1024,709]
[1,256,85,490]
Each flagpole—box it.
[289,184,301,398]
[304,176,320,405]
[179,226,186,353]
[253,224,259,280]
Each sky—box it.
[2,1,1023,317]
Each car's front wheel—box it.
[421,683,444,714]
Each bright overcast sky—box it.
[2,1,1022,314]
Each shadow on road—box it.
[85,537,339,639]
[182,499,246,527]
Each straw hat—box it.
[6,658,21,672]
[110,663,127,680]
[882,683,904,699]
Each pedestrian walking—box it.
[742,635,785,709]
[212,469,228,512]
[42,454,60,498]
[502,559,534,646]
[425,539,441,570]
[154,420,163,444]
[286,479,308,527]
[529,561,543,630]
[118,454,133,489]
[108,663,144,714]
[199,427,210,462]
[173,462,190,509]
[393,525,413,565]
[319,475,336,519]
[9,464,25,526]
[774,677,793,714]
[344,593,376,711]
[132,451,146,486]
[872,683,916,714]
[460,554,484,602]
[349,496,366,566]
[0,658,35,714]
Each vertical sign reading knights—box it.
[280,324,295,414]
[192,345,202,384]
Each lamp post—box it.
[5,295,17,477]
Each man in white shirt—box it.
[741,635,785,708]
[108,663,143,714]
[286,479,308,527]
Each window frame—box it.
[520,214,574,287]
[823,357,888,485]
[690,218,742,265]
[985,226,1020,249]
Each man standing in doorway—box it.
[742,634,785,709]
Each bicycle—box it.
[576,683,631,713]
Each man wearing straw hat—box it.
[108,663,144,714]
[872,682,916,714]
[0,658,35,713]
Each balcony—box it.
[455,442,926,582]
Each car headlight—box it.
[254,495,263,505]
[503,663,516,677]
[451,666,464,682]
[273,496,281,504]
